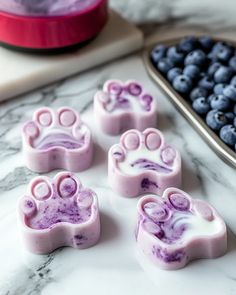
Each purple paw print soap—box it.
[18,172,100,254]
[108,128,181,197]
[22,107,93,172]
[94,79,157,135]
[136,188,227,270]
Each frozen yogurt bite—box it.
[136,188,227,270]
[108,128,181,197]
[22,107,93,172]
[94,79,157,135]
[18,172,100,254]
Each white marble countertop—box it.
[0,36,236,295]
[0,0,236,295]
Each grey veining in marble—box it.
[110,0,236,29]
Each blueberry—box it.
[190,87,208,102]
[216,46,233,62]
[192,97,210,115]
[220,124,236,146]
[199,36,214,51]
[185,49,206,66]
[198,76,215,91]
[199,72,206,79]
[209,41,232,60]
[225,112,235,122]
[179,36,199,53]
[215,41,231,49]
[151,44,167,63]
[183,64,200,80]
[234,104,236,115]
[213,83,227,95]
[207,94,216,104]
[167,67,182,82]
[206,110,228,131]
[208,52,217,62]
[173,75,192,94]
[210,94,231,111]
[230,75,236,86]
[167,46,185,64]
[229,56,236,71]
[214,66,233,83]
[223,84,236,102]
[157,58,174,74]
[207,62,221,77]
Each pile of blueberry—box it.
[151,36,236,151]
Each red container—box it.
[0,0,108,52]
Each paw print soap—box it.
[18,172,100,254]
[22,107,93,173]
[94,79,157,135]
[108,128,181,197]
[136,188,227,270]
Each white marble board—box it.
[0,10,143,102]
